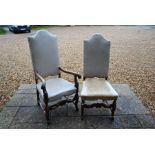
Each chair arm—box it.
[35,72,48,98]
[58,67,81,90]
[58,67,81,79]
[35,72,46,83]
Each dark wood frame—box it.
[81,77,118,120]
[34,67,81,124]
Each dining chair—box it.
[80,34,118,120]
[28,30,81,123]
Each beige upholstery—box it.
[81,34,118,119]
[84,34,110,78]
[37,78,76,101]
[28,30,60,77]
[81,78,118,100]
[82,34,118,100]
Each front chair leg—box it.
[111,99,117,120]
[81,99,85,120]
[41,83,50,124]
[36,89,40,106]
[45,103,50,124]
[35,78,40,106]
[73,75,80,111]
[74,93,79,111]
[44,94,49,124]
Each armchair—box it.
[28,30,81,123]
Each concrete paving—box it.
[0,84,155,129]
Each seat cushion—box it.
[37,78,76,101]
[80,78,118,100]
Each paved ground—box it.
[0,84,154,129]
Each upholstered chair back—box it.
[28,30,60,77]
[83,34,110,78]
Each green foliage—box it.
[31,25,70,30]
[31,25,54,30]
[0,28,7,35]
[0,107,3,112]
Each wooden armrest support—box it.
[34,72,47,96]
[58,67,81,79]
[35,72,46,83]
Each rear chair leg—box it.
[81,99,84,120]
[74,93,79,111]
[45,106,50,125]
[44,97,50,124]
[36,89,40,106]
[111,99,117,120]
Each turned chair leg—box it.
[45,106,50,124]
[45,110,49,123]
[74,93,79,111]
[81,99,84,120]
[36,89,40,106]
[44,96,50,124]
[111,99,117,120]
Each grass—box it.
[0,107,3,112]
[31,25,56,30]
[31,25,71,30]
[0,28,7,35]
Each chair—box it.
[80,34,118,120]
[28,30,81,123]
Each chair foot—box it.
[81,113,84,120]
[111,116,114,121]
[75,103,79,112]
[47,121,50,125]
[45,109,50,124]
[37,101,40,107]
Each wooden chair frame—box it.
[81,77,117,120]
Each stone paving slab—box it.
[9,123,47,129]
[13,107,45,123]
[80,116,123,129]
[135,114,155,128]
[6,94,37,107]
[0,107,19,117]
[115,95,149,115]
[18,84,36,90]
[0,115,14,129]
[16,88,36,94]
[0,84,155,129]
[118,115,142,129]
[48,117,82,129]
[112,84,135,96]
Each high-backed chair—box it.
[80,34,118,120]
[28,30,81,123]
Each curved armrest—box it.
[35,72,46,83]
[58,67,81,79]
[58,67,81,90]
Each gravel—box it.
[0,26,155,116]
